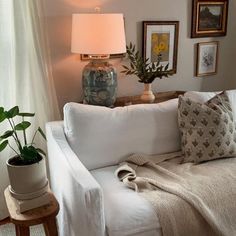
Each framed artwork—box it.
[196,41,219,77]
[191,0,228,38]
[143,21,179,74]
[81,53,126,61]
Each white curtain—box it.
[0,0,60,220]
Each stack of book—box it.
[9,187,51,213]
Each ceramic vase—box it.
[140,83,155,103]
[7,156,48,200]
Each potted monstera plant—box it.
[121,43,173,102]
[0,106,48,200]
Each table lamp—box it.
[71,13,126,107]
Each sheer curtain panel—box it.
[0,0,60,220]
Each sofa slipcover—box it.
[91,166,162,236]
[64,99,180,170]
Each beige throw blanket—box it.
[115,152,236,236]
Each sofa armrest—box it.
[46,121,105,236]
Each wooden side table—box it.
[4,188,59,236]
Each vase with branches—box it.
[121,42,173,102]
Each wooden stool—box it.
[4,188,59,236]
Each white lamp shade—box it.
[71,14,126,55]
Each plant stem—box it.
[7,143,19,156]
[8,118,22,151]
[7,119,19,147]
[31,129,38,145]
[22,117,27,145]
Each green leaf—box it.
[18,112,35,117]
[0,130,14,139]
[124,42,172,83]
[0,107,6,122]
[38,127,46,140]
[122,65,129,70]
[164,63,169,71]
[0,140,8,152]
[15,121,31,131]
[22,145,37,155]
[36,148,46,156]
[152,63,155,70]
[20,145,38,161]
[7,106,19,118]
[132,45,135,53]
[120,70,128,73]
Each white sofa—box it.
[46,90,236,236]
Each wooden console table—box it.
[114,91,185,107]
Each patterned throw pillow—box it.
[178,92,236,163]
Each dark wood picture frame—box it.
[196,41,219,77]
[191,0,228,38]
[143,21,179,74]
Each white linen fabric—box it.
[185,90,236,121]
[46,121,162,236]
[184,91,219,103]
[64,99,181,170]
[46,122,105,236]
[91,166,161,236]
[0,0,60,220]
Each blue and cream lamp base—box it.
[71,13,126,107]
[82,59,117,107]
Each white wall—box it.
[44,0,236,111]
[226,0,236,88]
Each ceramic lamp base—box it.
[82,60,117,107]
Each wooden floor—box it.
[0,217,10,226]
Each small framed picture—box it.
[196,41,219,77]
[191,0,228,38]
[142,21,179,74]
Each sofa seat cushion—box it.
[91,166,162,236]
[64,99,180,170]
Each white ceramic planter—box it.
[7,156,48,200]
[140,83,155,103]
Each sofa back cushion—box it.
[64,99,180,170]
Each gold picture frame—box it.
[191,0,228,38]
[142,21,179,74]
[196,41,219,77]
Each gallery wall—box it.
[44,0,236,111]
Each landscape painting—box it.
[199,5,223,30]
[191,0,228,37]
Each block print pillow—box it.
[178,92,236,163]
